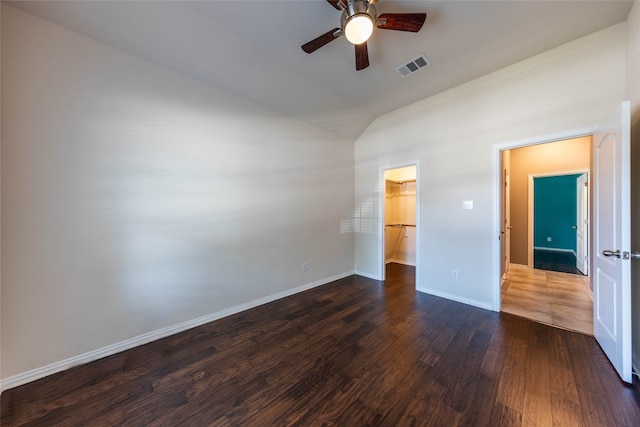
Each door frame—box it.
[379,161,420,284]
[500,164,511,277]
[527,169,590,269]
[576,173,589,275]
[492,128,595,311]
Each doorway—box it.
[382,165,417,284]
[499,136,594,335]
[529,171,589,275]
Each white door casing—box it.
[576,173,589,275]
[593,101,632,384]
[505,171,511,272]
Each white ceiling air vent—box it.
[395,54,430,78]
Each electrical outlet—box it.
[547,237,552,242]
[451,269,459,279]
[301,262,308,273]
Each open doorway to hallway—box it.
[500,137,593,335]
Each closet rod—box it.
[386,179,416,185]
[385,223,416,228]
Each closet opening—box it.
[383,165,417,285]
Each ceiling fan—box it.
[301,0,427,71]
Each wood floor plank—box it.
[522,346,553,426]
[2,263,638,426]
[490,402,523,425]
[480,318,510,380]
[549,361,580,404]
[457,373,500,427]
[550,391,583,427]
[496,315,530,414]
[401,395,462,427]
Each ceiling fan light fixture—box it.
[344,15,374,45]
[341,0,376,45]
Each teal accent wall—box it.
[534,174,582,251]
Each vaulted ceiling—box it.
[8,0,634,139]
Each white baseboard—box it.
[353,270,381,280]
[0,271,355,392]
[416,286,493,311]
[509,262,530,268]
[534,246,577,257]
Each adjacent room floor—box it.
[501,264,593,335]
[533,249,584,275]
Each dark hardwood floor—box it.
[2,263,639,426]
[534,249,583,275]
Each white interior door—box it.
[593,101,632,383]
[576,173,588,275]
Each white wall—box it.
[0,5,354,385]
[355,24,626,309]
[627,0,640,375]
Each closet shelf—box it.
[386,179,416,185]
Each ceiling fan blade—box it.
[302,28,342,54]
[326,0,345,10]
[376,13,427,32]
[355,42,369,71]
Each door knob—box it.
[602,249,621,258]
